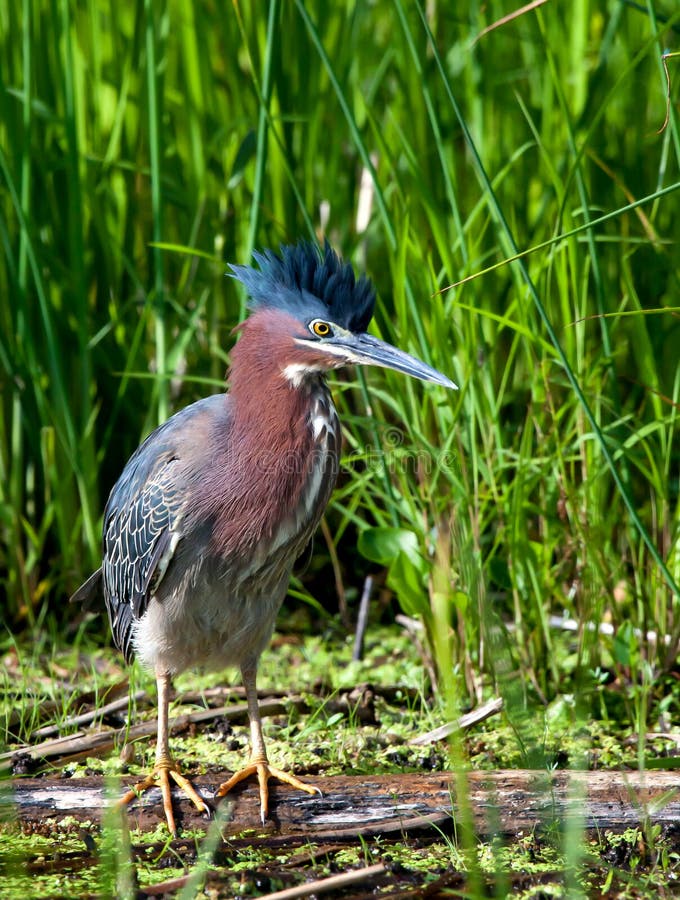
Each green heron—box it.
[72,242,456,834]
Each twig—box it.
[0,697,291,772]
[320,517,349,628]
[395,614,437,689]
[30,690,146,739]
[2,689,400,772]
[352,575,373,661]
[470,0,549,47]
[144,862,387,899]
[256,863,387,899]
[658,51,679,135]
[410,697,504,746]
[141,874,191,895]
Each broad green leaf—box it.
[358,527,421,566]
[386,550,428,619]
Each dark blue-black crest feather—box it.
[229,241,376,333]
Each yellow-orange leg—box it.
[215,662,321,824]
[118,671,211,835]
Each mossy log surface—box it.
[9,770,680,839]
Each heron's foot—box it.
[118,755,211,835]
[215,757,321,824]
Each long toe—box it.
[117,772,158,810]
[215,760,321,824]
[158,766,177,835]
[117,759,208,835]
[215,762,259,799]
[265,764,322,798]
[170,768,212,815]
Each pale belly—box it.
[132,560,292,675]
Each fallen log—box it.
[7,770,679,839]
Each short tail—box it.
[70,568,103,609]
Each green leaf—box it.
[612,622,634,667]
[228,130,257,189]
[358,527,421,566]
[386,550,428,619]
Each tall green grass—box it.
[1,0,679,756]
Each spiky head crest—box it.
[229,241,376,333]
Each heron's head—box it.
[229,241,457,390]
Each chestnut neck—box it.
[200,310,337,556]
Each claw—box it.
[118,756,211,835]
[215,757,321,823]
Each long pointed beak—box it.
[334,332,457,389]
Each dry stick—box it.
[176,683,417,707]
[395,614,438,689]
[143,863,387,900]
[175,685,284,703]
[5,679,131,732]
[469,0,549,46]
[141,875,192,896]
[30,690,147,739]
[0,697,292,772]
[320,517,349,628]
[352,575,373,661]
[224,811,451,844]
[249,863,387,900]
[410,697,504,746]
[2,689,395,773]
[3,687,502,775]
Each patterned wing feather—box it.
[102,454,184,662]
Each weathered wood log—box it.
[7,770,679,839]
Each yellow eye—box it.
[311,320,331,337]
